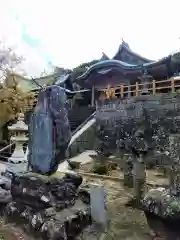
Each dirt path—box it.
[0,220,34,240]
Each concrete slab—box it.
[57,160,70,172]
[69,150,95,165]
[58,151,95,172]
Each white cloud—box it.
[0,1,49,77]
[0,0,180,76]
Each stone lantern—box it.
[139,68,153,95]
[8,113,28,164]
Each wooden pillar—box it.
[171,77,175,93]
[135,82,139,97]
[128,85,131,98]
[91,85,95,107]
[120,85,124,99]
[152,80,156,95]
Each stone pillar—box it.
[133,154,146,201]
[123,154,133,187]
[8,113,28,164]
[169,134,180,194]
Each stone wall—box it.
[95,94,180,164]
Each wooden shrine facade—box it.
[92,76,180,103]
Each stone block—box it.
[5,201,91,240]
[11,172,83,210]
[90,183,107,227]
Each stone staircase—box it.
[68,106,95,132]
[67,117,96,158]
[24,106,95,133]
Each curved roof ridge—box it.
[76,60,142,81]
[76,57,168,81]
[113,39,154,63]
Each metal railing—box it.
[0,143,14,154]
[0,142,15,162]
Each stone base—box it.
[8,157,27,164]
[5,201,91,240]
[10,172,83,209]
[0,171,92,239]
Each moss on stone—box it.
[90,163,109,175]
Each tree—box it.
[71,60,99,79]
[41,60,99,83]
[0,85,35,127]
[0,41,24,82]
[0,41,35,127]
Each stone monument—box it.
[3,85,93,239]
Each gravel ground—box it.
[0,220,34,240]
[0,159,168,239]
[78,176,151,240]
[77,163,168,240]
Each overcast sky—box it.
[0,0,180,77]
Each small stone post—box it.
[8,113,28,164]
[90,183,107,229]
[123,154,133,187]
[133,153,146,202]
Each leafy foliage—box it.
[0,85,35,127]
[0,41,33,126]
[0,41,24,81]
[71,60,99,79]
[49,60,99,82]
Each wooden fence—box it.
[99,76,180,99]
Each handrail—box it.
[68,118,96,148]
[0,143,15,154]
